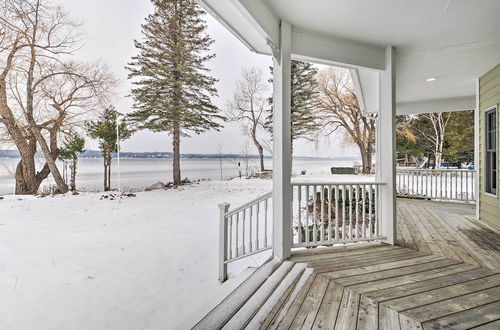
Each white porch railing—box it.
[218,182,388,282]
[291,182,386,248]
[396,169,476,202]
[218,192,273,282]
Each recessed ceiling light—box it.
[426,77,437,82]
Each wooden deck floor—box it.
[282,245,500,329]
[397,198,500,271]
[196,200,500,329]
[196,244,500,329]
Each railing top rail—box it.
[291,181,386,186]
[225,191,272,217]
[397,168,476,172]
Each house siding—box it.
[479,63,500,229]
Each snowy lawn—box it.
[0,178,272,330]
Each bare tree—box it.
[411,113,451,168]
[316,67,376,174]
[0,0,115,194]
[226,68,268,172]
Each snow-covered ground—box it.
[0,172,375,330]
[0,179,275,330]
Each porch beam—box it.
[378,46,397,245]
[349,68,381,115]
[237,0,280,46]
[291,28,386,71]
[272,20,292,260]
[396,96,475,115]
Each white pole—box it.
[474,78,480,220]
[116,111,121,194]
[378,45,397,245]
[272,20,293,260]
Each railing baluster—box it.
[235,212,239,257]
[362,185,366,239]
[355,185,359,239]
[313,185,317,243]
[255,202,259,250]
[335,185,339,242]
[349,185,353,240]
[242,210,246,254]
[328,185,332,242]
[229,215,233,259]
[249,205,253,252]
[297,185,302,244]
[264,198,268,247]
[305,185,310,244]
[411,170,415,195]
[465,171,468,201]
[320,184,325,242]
[368,184,373,238]
[342,185,346,242]
[375,184,379,237]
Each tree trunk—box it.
[435,151,442,169]
[28,126,67,193]
[103,150,111,191]
[70,157,77,191]
[15,157,38,194]
[103,163,108,191]
[251,128,265,172]
[14,141,38,194]
[359,148,372,174]
[108,162,111,191]
[172,124,181,185]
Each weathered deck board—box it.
[311,281,343,330]
[364,266,495,302]
[400,286,500,323]
[423,301,500,330]
[397,199,500,271]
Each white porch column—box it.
[377,46,397,244]
[272,20,292,260]
[474,78,480,220]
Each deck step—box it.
[192,257,281,330]
[245,263,308,329]
[222,261,295,329]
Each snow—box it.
[0,179,272,330]
[0,172,376,330]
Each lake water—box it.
[0,157,357,195]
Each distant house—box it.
[479,64,500,229]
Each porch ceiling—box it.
[201,0,500,114]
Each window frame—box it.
[484,105,498,196]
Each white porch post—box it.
[378,46,397,244]
[272,20,292,260]
[474,78,480,220]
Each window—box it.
[485,107,497,195]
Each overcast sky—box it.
[57,0,358,159]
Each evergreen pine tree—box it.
[266,60,320,147]
[58,132,86,192]
[126,0,224,185]
[86,107,132,191]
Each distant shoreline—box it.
[0,150,360,162]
